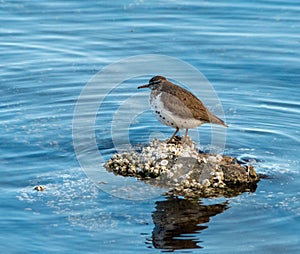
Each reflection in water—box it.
[151,196,229,251]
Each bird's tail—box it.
[209,114,229,127]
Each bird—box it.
[138,75,228,143]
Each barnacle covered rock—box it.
[104,137,259,198]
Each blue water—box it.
[1,0,300,253]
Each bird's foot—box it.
[167,135,182,145]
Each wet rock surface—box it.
[104,137,259,198]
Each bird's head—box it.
[138,75,167,90]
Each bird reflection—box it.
[151,196,229,251]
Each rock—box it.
[104,137,260,198]
[34,185,46,191]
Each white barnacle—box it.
[131,166,136,173]
[153,168,159,175]
[159,153,167,158]
[160,165,167,172]
[207,156,217,163]
[216,155,223,162]
[160,159,168,166]
[201,179,211,187]
[169,146,176,152]
[174,150,181,156]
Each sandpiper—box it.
[138,75,228,143]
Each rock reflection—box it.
[151,197,229,251]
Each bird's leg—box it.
[183,128,189,144]
[167,127,179,143]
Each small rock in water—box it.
[104,136,260,198]
[34,185,46,192]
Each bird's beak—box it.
[137,84,149,89]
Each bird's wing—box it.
[160,83,227,126]
[160,84,211,122]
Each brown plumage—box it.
[138,75,228,143]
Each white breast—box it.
[149,93,203,129]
